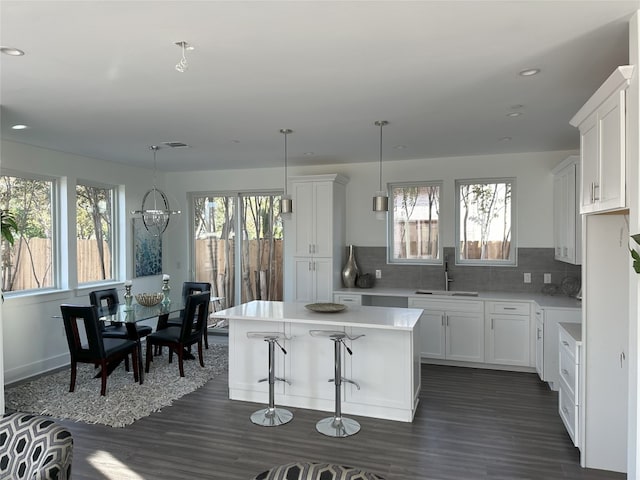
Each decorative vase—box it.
[161,279,171,305]
[341,245,359,288]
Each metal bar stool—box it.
[309,330,364,437]
[246,331,293,427]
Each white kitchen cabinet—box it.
[535,306,544,379]
[558,322,581,448]
[570,66,633,214]
[552,155,581,264]
[284,174,348,303]
[409,298,484,363]
[536,306,581,390]
[484,301,531,367]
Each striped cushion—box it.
[253,462,385,480]
[0,412,73,480]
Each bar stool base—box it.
[315,416,361,437]
[250,407,293,427]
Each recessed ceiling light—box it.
[393,145,407,150]
[498,136,512,142]
[11,124,29,130]
[510,104,524,110]
[162,141,190,148]
[303,152,315,156]
[519,68,540,77]
[507,112,522,117]
[1,46,25,56]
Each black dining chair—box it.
[163,281,212,347]
[145,291,210,377]
[89,288,153,341]
[60,304,140,396]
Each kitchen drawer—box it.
[409,298,483,313]
[559,346,578,397]
[559,326,579,363]
[334,294,362,306]
[559,384,579,446]
[486,301,530,316]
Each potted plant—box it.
[1,210,18,245]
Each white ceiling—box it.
[1,1,639,173]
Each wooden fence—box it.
[3,238,111,291]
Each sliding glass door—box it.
[192,192,283,308]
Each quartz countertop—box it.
[212,300,421,330]
[334,287,582,309]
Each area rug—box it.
[4,344,228,428]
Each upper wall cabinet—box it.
[552,155,581,264]
[570,66,634,215]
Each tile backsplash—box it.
[346,246,581,295]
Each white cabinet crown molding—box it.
[287,173,349,185]
[570,65,634,127]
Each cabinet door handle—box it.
[491,318,494,330]
[444,314,448,327]
[562,341,569,347]
[593,182,599,201]
[621,351,626,367]
[503,307,517,310]
[537,328,541,340]
[561,368,569,375]
[562,406,569,415]
[590,182,595,203]
[308,261,312,271]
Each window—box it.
[0,173,56,292]
[192,192,283,307]
[388,181,441,263]
[76,182,115,283]
[456,178,515,265]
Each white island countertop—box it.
[212,300,422,331]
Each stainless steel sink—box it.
[415,289,478,297]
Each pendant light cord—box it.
[284,132,288,196]
[378,123,383,192]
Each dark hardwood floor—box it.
[59,336,624,480]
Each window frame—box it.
[0,169,60,295]
[387,180,443,265]
[455,177,517,266]
[75,179,119,286]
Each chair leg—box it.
[69,361,77,393]
[178,347,185,377]
[132,348,140,383]
[197,340,205,367]
[124,356,130,371]
[169,348,174,364]
[204,328,209,349]
[145,341,153,373]
[100,360,108,396]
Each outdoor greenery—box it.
[630,234,640,274]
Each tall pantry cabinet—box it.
[283,174,348,303]
[570,65,632,473]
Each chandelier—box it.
[131,146,180,236]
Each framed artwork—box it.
[133,218,162,277]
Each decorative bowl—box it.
[135,292,163,307]
[305,302,347,313]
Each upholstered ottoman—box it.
[252,462,385,480]
[0,412,73,480]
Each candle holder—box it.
[161,279,171,305]
[124,284,133,309]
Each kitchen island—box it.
[211,300,422,422]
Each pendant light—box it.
[280,128,293,217]
[131,145,181,236]
[373,120,389,214]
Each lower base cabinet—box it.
[408,298,484,363]
[484,301,531,367]
[558,322,581,448]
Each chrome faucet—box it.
[444,255,453,291]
